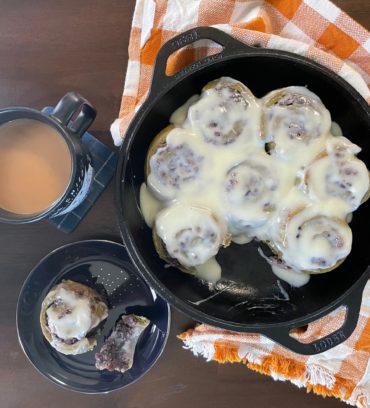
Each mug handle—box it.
[51,92,97,137]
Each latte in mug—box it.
[0,118,72,215]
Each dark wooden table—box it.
[0,1,368,407]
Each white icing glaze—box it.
[327,136,361,155]
[271,207,352,271]
[330,121,343,137]
[231,234,253,245]
[147,127,206,201]
[170,95,200,126]
[155,204,225,267]
[271,264,310,287]
[46,288,92,340]
[223,153,281,232]
[194,257,222,282]
[139,183,163,227]
[257,247,310,287]
[262,86,331,160]
[303,136,369,211]
[184,77,262,147]
[141,80,369,283]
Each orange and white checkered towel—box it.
[110,0,370,145]
[111,0,370,406]
[179,286,370,407]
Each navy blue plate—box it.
[16,240,170,393]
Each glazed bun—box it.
[270,207,352,273]
[302,136,370,211]
[40,280,108,355]
[184,77,261,146]
[146,126,205,200]
[154,204,230,273]
[223,154,279,234]
[262,86,331,159]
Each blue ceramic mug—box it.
[0,92,96,223]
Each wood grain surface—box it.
[0,1,368,407]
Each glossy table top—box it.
[0,1,368,407]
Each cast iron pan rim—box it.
[16,239,171,394]
[118,49,370,188]
[146,48,370,118]
[115,35,370,331]
[118,216,366,332]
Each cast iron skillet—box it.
[116,27,370,355]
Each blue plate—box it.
[16,240,170,394]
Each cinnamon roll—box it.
[40,280,108,355]
[95,314,150,373]
[147,126,205,200]
[184,77,261,146]
[271,207,352,273]
[262,86,331,159]
[140,78,368,284]
[154,204,229,272]
[302,136,370,211]
[223,155,279,233]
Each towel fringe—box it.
[306,364,336,388]
[348,386,370,408]
[214,341,242,364]
[181,337,215,362]
[182,337,360,405]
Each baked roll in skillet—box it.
[153,204,230,274]
[262,86,331,159]
[184,77,261,146]
[141,78,369,286]
[269,206,352,273]
[223,154,280,234]
[146,125,205,201]
[301,136,370,212]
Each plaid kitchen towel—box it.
[110,0,370,145]
[179,286,370,407]
[111,0,370,406]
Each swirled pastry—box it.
[147,126,205,200]
[40,280,108,355]
[262,86,331,159]
[184,77,261,146]
[154,204,229,271]
[302,136,370,211]
[224,154,279,233]
[95,314,150,373]
[271,207,352,273]
[140,78,368,286]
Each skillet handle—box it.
[150,26,254,96]
[260,267,370,355]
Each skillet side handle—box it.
[149,26,254,96]
[260,267,370,355]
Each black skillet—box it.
[116,27,370,355]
